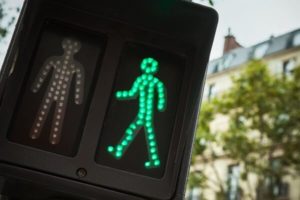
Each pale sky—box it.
[0,0,23,65]
[0,0,300,65]
[193,0,300,60]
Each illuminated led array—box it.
[30,38,84,145]
[108,57,166,169]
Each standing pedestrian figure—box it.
[30,38,85,145]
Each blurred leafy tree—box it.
[189,60,300,199]
[188,101,227,198]
[188,102,214,190]
[0,0,18,40]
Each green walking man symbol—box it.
[107,57,166,169]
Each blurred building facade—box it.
[187,28,300,200]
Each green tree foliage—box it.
[0,0,17,40]
[189,60,300,199]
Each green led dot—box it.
[154,160,160,166]
[150,141,156,146]
[148,128,153,133]
[117,145,122,151]
[138,113,144,119]
[107,146,114,152]
[116,92,122,98]
[116,151,122,158]
[158,105,164,110]
[148,134,154,140]
[122,141,128,146]
[149,89,154,93]
[145,162,150,168]
[147,107,152,111]
[141,64,146,70]
[137,120,143,125]
[150,148,156,153]
[152,154,158,160]
[126,129,133,135]
[126,135,133,140]
[130,124,136,129]
[146,116,151,121]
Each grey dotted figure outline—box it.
[30,38,85,145]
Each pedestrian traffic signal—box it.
[0,0,217,199]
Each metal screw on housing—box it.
[76,168,87,178]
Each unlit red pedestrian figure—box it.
[30,38,85,145]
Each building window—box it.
[208,62,220,74]
[253,43,269,59]
[212,62,220,73]
[227,164,240,200]
[222,54,235,69]
[207,83,216,100]
[283,58,296,75]
[293,32,300,46]
[187,188,201,200]
[256,159,289,200]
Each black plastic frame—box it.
[0,0,218,199]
